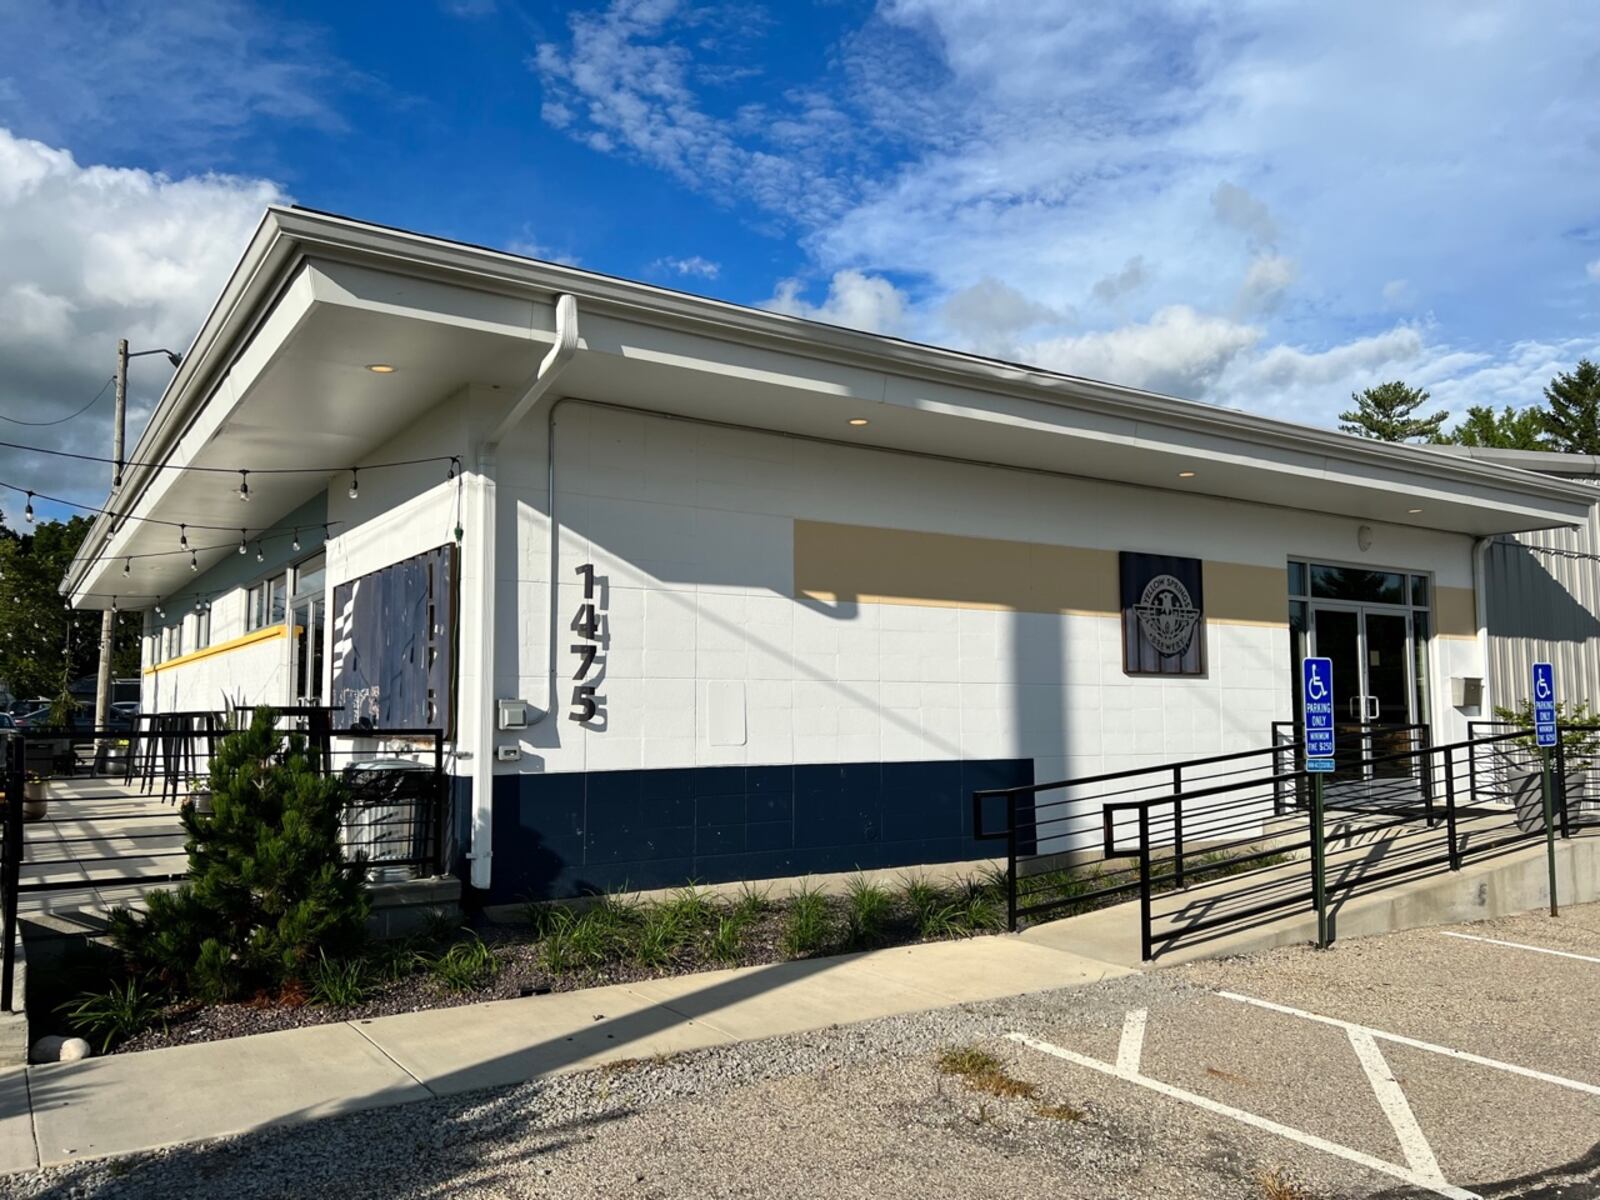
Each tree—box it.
[1541,359,1600,454]
[1436,404,1549,450]
[109,709,370,1001]
[0,515,140,702]
[1338,381,1449,442]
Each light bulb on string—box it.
[123,558,131,577]
[24,492,34,523]
[179,524,189,550]
[447,457,458,481]
[189,550,198,572]
[254,542,264,563]
[291,528,301,553]
[238,530,247,555]
[237,470,250,502]
[348,469,359,500]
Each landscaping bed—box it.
[79,870,1023,1055]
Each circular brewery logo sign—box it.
[1134,573,1200,656]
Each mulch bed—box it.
[108,896,989,1055]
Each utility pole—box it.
[92,339,129,763]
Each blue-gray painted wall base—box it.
[483,758,1034,904]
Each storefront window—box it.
[1309,565,1406,604]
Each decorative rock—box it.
[31,1035,65,1062]
[58,1037,91,1062]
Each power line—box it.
[0,377,115,427]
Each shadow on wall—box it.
[1486,543,1600,641]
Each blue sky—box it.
[1,0,1599,520]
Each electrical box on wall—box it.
[496,745,521,762]
[1451,676,1483,708]
[497,699,528,730]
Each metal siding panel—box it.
[1485,482,1600,712]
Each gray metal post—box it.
[1312,773,1328,948]
[1541,746,1559,918]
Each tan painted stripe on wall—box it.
[794,519,1118,616]
[1435,585,1477,639]
[1206,562,1290,627]
[793,520,1288,627]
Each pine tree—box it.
[110,709,369,1001]
[1541,359,1600,454]
[1338,381,1449,442]
[1436,404,1549,450]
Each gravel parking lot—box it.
[7,904,1600,1200]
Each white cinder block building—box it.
[62,209,1596,904]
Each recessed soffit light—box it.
[1177,470,1196,478]
[366,363,397,374]
[848,417,869,427]
[1408,507,1423,514]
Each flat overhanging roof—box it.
[63,207,1599,608]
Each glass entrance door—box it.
[1311,603,1417,788]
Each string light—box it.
[237,530,247,555]
[291,528,301,553]
[447,457,458,481]
[348,468,359,500]
[23,491,33,523]
[154,605,163,618]
[179,524,188,550]
[237,470,250,502]
[254,541,264,563]
[189,550,198,572]
[123,557,131,577]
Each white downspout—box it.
[467,294,580,891]
[1472,535,1492,717]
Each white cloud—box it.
[0,1,347,165]
[654,255,720,280]
[763,270,911,336]
[1027,306,1261,397]
[1091,257,1148,306]
[939,276,1067,358]
[1211,182,1279,251]
[1588,259,1600,282]
[0,128,285,518]
[1382,279,1418,309]
[1238,253,1297,313]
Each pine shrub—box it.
[108,708,370,1002]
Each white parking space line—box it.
[1116,1008,1147,1074]
[1347,1027,1447,1187]
[1440,930,1600,964]
[1217,991,1600,1098]
[1008,1029,1479,1200]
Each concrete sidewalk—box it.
[1,934,1133,1173]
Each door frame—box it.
[1309,599,1419,727]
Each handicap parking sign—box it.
[1302,656,1335,764]
[1533,661,1557,749]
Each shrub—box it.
[108,709,369,1002]
[58,981,163,1053]
[708,915,745,964]
[309,952,371,1008]
[782,883,833,957]
[426,936,499,992]
[660,884,717,932]
[634,905,686,968]
[845,875,892,947]
[732,882,771,923]
[540,908,622,973]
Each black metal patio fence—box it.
[0,714,452,1010]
